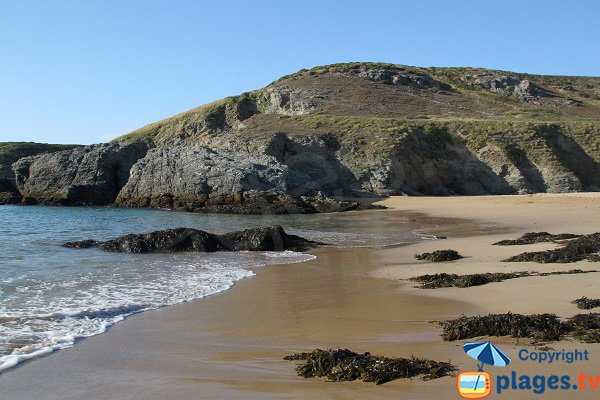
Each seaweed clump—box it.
[493,232,581,246]
[410,269,597,289]
[283,349,457,384]
[440,312,600,343]
[409,272,532,289]
[572,297,600,310]
[503,233,600,263]
[569,313,600,343]
[538,269,597,276]
[440,313,570,342]
[415,249,463,262]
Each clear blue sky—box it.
[1,0,598,145]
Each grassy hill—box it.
[114,62,599,165]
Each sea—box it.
[0,205,426,373]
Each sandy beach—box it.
[2,194,599,400]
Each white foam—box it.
[0,251,315,373]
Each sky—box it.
[1,0,599,145]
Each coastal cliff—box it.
[4,63,600,212]
[0,142,80,204]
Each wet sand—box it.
[2,194,600,399]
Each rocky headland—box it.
[2,63,599,213]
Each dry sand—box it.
[1,194,599,400]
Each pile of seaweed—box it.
[415,249,463,262]
[410,269,597,289]
[502,233,600,263]
[283,349,457,384]
[440,313,569,341]
[573,297,600,310]
[570,313,600,343]
[409,272,532,289]
[440,313,600,343]
[493,232,581,246]
[538,269,598,276]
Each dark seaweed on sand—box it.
[410,269,597,289]
[572,297,600,310]
[440,313,600,343]
[503,233,600,263]
[493,232,581,246]
[415,249,463,262]
[409,272,532,288]
[440,313,570,341]
[283,349,457,384]
[538,268,598,276]
[569,313,600,343]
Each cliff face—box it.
[0,142,80,204]
[7,63,600,213]
[13,141,151,205]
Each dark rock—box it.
[415,249,463,262]
[63,225,322,253]
[63,239,99,249]
[219,225,320,251]
[0,178,21,204]
[283,348,457,384]
[503,233,600,263]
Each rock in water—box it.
[63,225,322,253]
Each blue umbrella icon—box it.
[463,341,511,371]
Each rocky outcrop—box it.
[460,73,579,106]
[0,142,80,204]
[63,225,322,253]
[114,145,380,214]
[356,69,452,91]
[13,141,151,205]
[259,86,325,115]
[356,124,600,195]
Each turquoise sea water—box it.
[0,205,424,372]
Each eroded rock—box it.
[13,141,151,205]
[63,225,322,253]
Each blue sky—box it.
[1,0,598,145]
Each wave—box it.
[0,251,316,373]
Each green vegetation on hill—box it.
[115,62,600,147]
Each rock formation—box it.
[0,142,80,204]
[13,141,151,205]
[63,225,322,253]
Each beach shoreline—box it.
[1,194,599,399]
